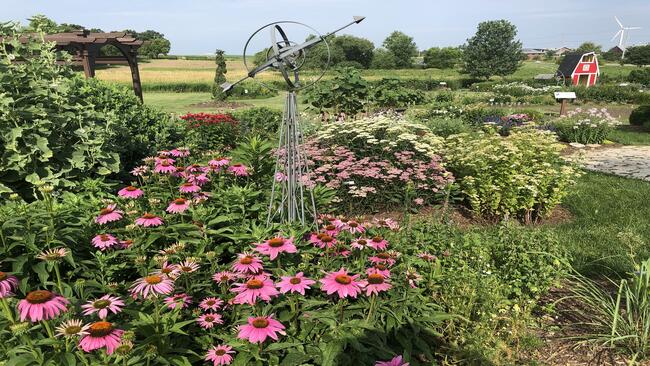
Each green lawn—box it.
[549,171,650,276]
[144,92,304,114]
[609,125,650,145]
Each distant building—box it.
[522,48,548,60]
[556,52,599,87]
[553,47,573,56]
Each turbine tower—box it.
[612,16,641,59]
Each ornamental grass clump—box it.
[444,128,578,222]
[303,116,454,212]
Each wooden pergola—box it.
[7,30,144,101]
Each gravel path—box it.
[578,145,650,181]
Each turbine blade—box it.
[626,27,642,30]
[611,30,622,41]
[615,16,623,28]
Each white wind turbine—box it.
[612,16,642,59]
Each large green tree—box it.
[625,45,650,66]
[382,31,417,68]
[370,48,398,69]
[575,42,602,54]
[423,47,462,69]
[332,35,374,68]
[462,20,522,79]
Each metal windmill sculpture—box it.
[222,16,366,226]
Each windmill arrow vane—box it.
[221,16,366,92]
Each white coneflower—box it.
[56,319,89,338]
[36,248,68,262]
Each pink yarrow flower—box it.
[319,268,363,299]
[238,315,286,343]
[197,313,224,329]
[164,293,193,310]
[205,344,235,366]
[18,290,69,322]
[166,198,190,214]
[277,272,315,295]
[135,213,163,227]
[375,355,409,366]
[95,204,123,225]
[199,297,224,311]
[118,186,143,199]
[254,237,297,260]
[231,254,264,274]
[227,164,249,177]
[79,321,124,355]
[0,271,18,298]
[92,234,119,251]
[130,274,174,299]
[81,295,124,319]
[231,276,279,305]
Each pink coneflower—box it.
[92,234,119,251]
[95,204,123,225]
[55,319,89,338]
[199,297,224,311]
[185,164,206,173]
[322,224,339,237]
[170,147,190,157]
[332,217,348,229]
[176,260,200,274]
[164,293,193,310]
[375,355,409,366]
[78,321,124,355]
[367,266,391,278]
[254,237,297,260]
[166,198,190,214]
[18,290,69,322]
[368,236,389,251]
[130,166,149,177]
[81,295,124,319]
[205,344,235,366]
[135,213,163,227]
[154,160,176,174]
[277,272,315,295]
[155,262,181,280]
[417,252,437,262]
[361,273,392,296]
[36,247,68,262]
[351,238,370,250]
[372,218,400,231]
[0,271,18,298]
[158,150,171,157]
[231,276,279,305]
[345,220,365,234]
[119,239,133,249]
[118,186,144,199]
[310,233,336,249]
[406,270,422,288]
[231,254,264,274]
[130,274,174,299]
[369,252,396,267]
[319,268,363,299]
[227,164,249,177]
[179,182,201,193]
[208,157,230,169]
[189,173,210,186]
[193,192,211,204]
[238,315,286,343]
[212,271,237,284]
[197,313,224,329]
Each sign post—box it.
[554,92,576,116]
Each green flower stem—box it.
[42,319,55,339]
[53,263,64,295]
[366,294,377,322]
[0,297,15,323]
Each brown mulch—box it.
[521,285,640,366]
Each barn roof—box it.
[556,53,582,78]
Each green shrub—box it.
[549,108,620,144]
[444,128,578,222]
[180,113,240,151]
[232,107,282,137]
[0,34,117,197]
[228,80,278,99]
[421,118,473,137]
[461,105,507,125]
[628,68,650,86]
[370,78,427,108]
[571,85,650,104]
[304,67,369,116]
[630,105,650,126]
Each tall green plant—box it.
[212,49,227,100]
[304,67,369,117]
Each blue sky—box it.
[3,0,649,54]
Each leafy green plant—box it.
[628,68,650,86]
[180,113,239,152]
[304,67,369,117]
[629,105,650,127]
[232,107,282,137]
[549,107,620,144]
[370,78,427,108]
[444,128,578,222]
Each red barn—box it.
[556,52,599,87]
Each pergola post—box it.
[81,46,96,78]
[127,49,143,102]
